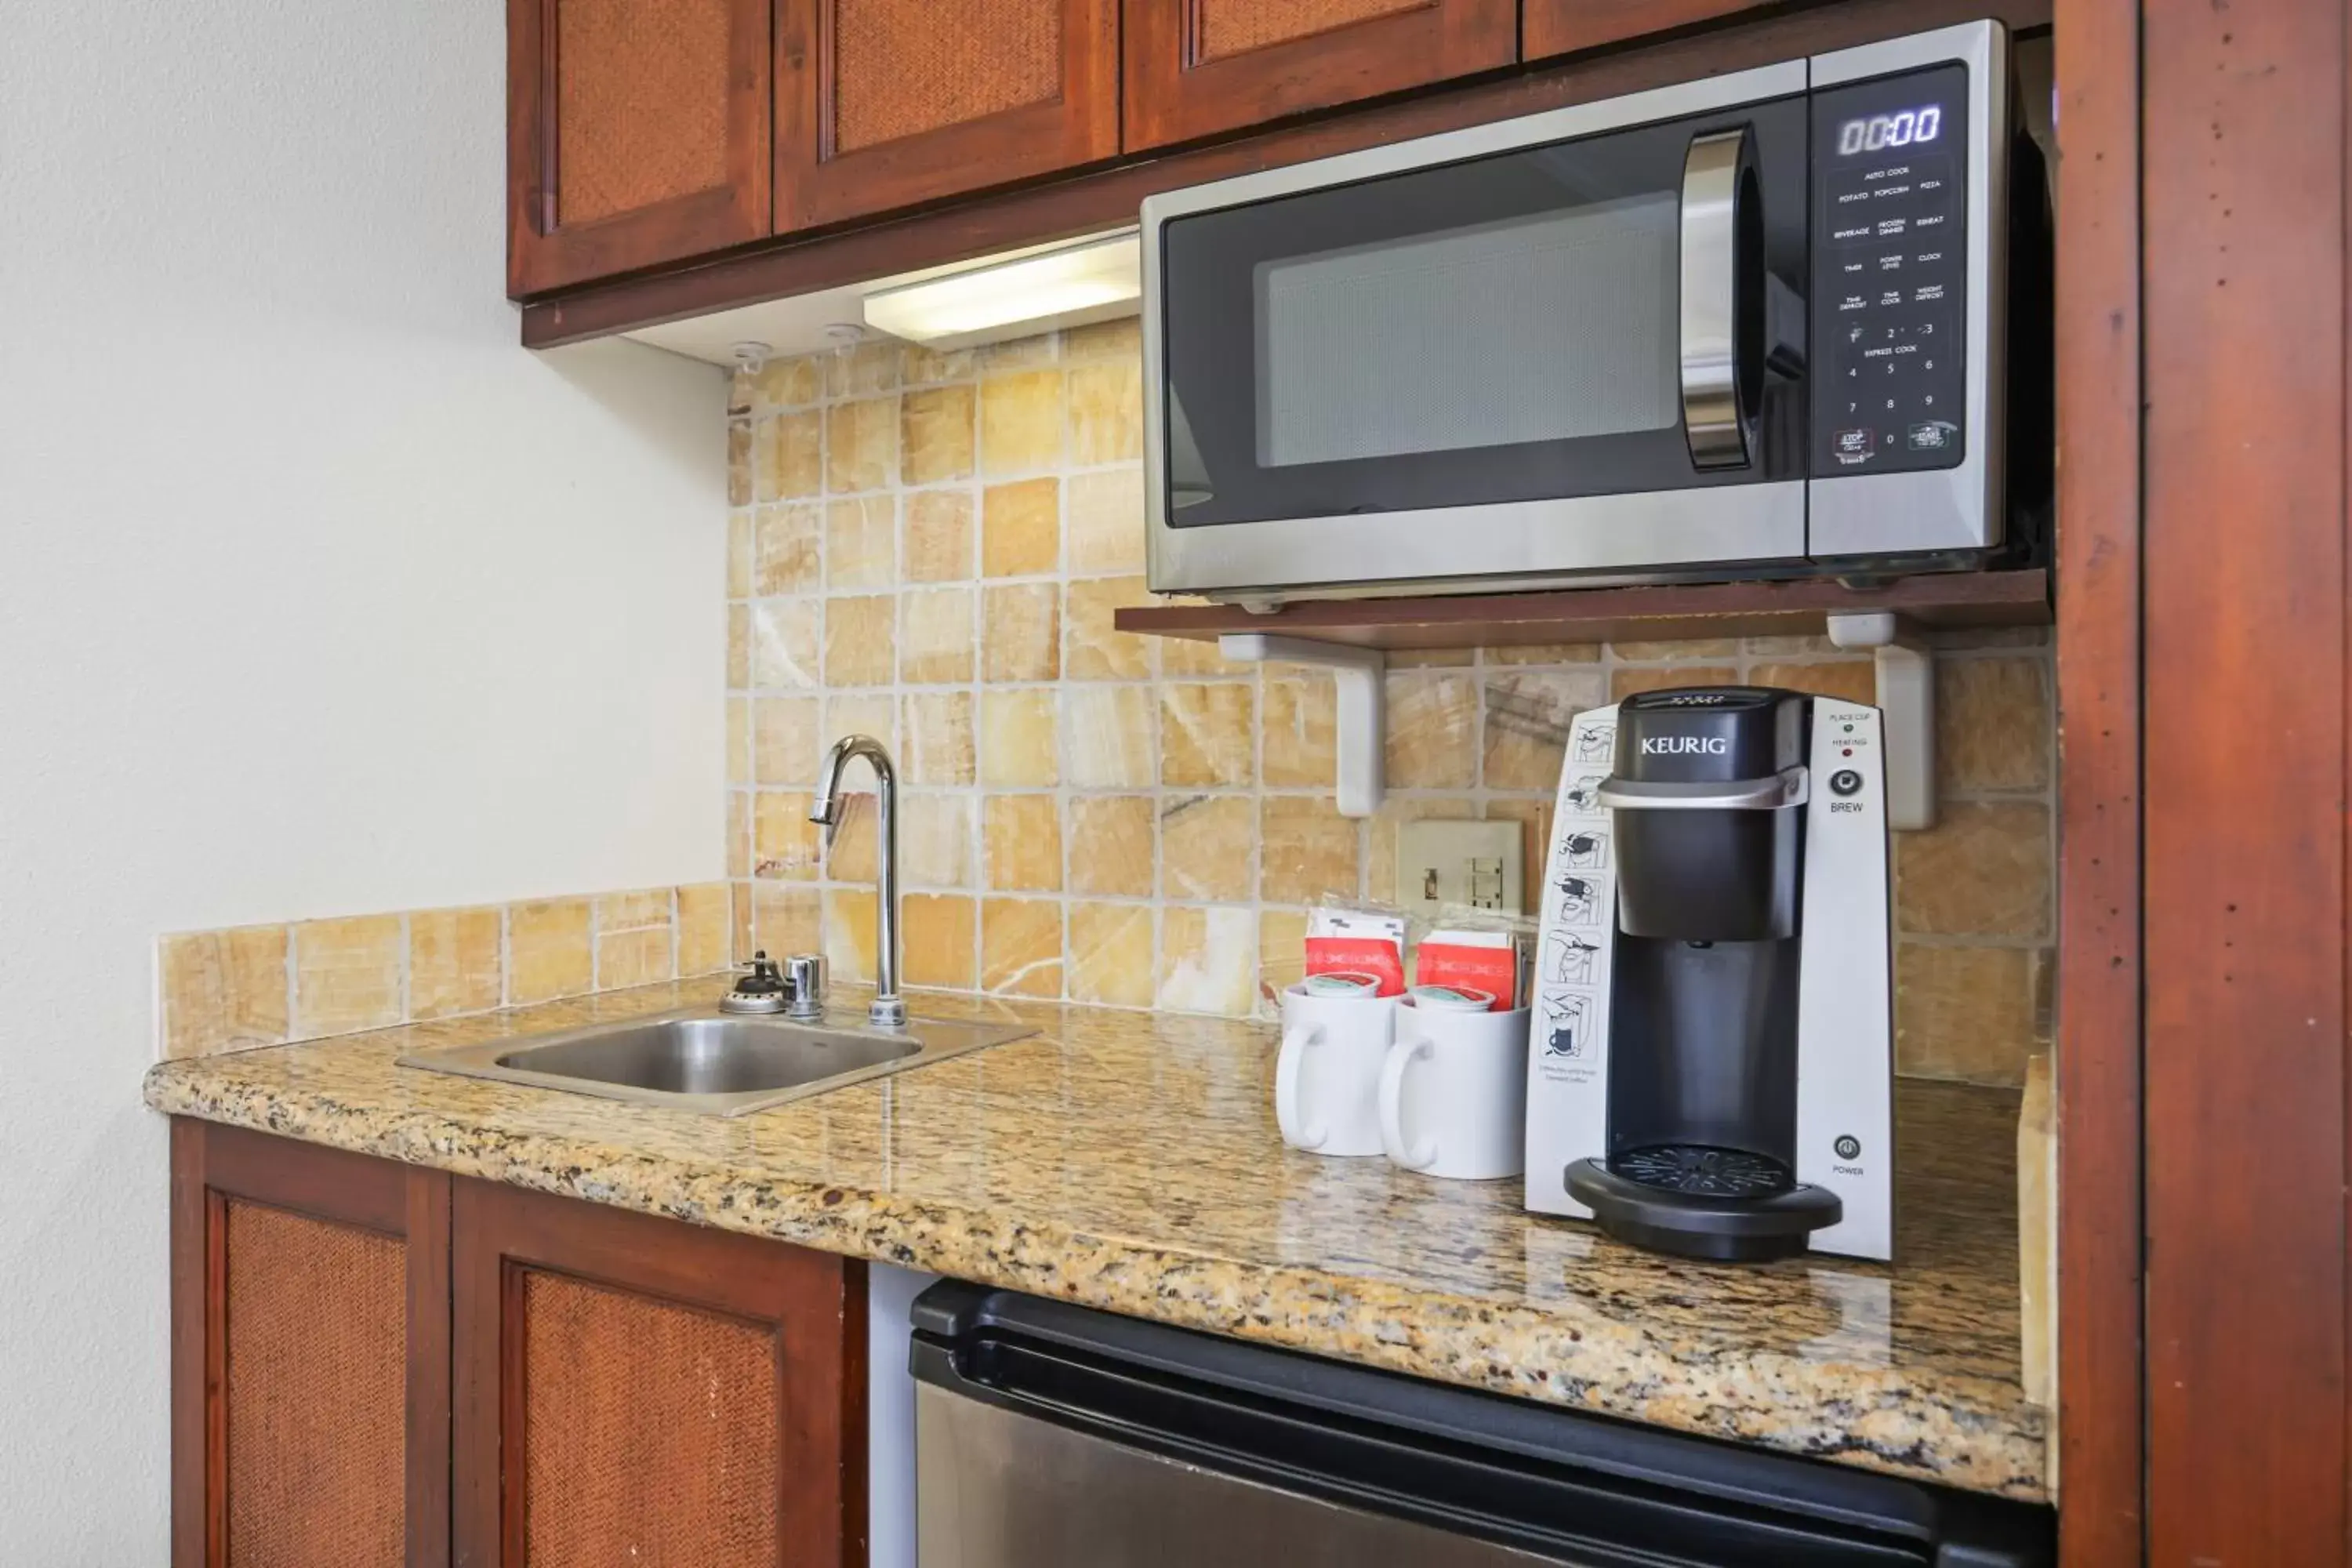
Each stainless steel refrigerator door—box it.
[915,1383,1570,1568]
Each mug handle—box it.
[1380,1038,1439,1171]
[1275,1023,1328,1150]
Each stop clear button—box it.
[1830,769,1864,797]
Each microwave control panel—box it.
[1809,63,1969,477]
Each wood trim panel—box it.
[449,1178,867,1567]
[2140,0,2348,1562]
[169,1120,210,1568]
[2049,0,2145,1560]
[524,0,2052,346]
[1121,0,1518,151]
[1523,0,1773,64]
[775,0,1120,234]
[506,0,775,296]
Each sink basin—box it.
[398,1005,1035,1116]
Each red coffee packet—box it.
[1414,928,1518,1011]
[1305,907,1406,996]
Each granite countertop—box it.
[143,976,2046,1501]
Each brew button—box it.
[1830,770,1864,797]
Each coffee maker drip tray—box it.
[1566,1154,1843,1263]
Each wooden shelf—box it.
[1112,569,2051,652]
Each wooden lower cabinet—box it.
[170,1120,868,1568]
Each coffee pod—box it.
[1408,984,1495,1013]
[1303,971,1383,996]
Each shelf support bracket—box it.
[1218,633,1385,818]
[1825,612,1935,832]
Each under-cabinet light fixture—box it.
[862,232,1140,350]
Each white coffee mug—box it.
[1378,999,1529,1179]
[1276,983,1396,1156]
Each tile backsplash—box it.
[724,326,2055,1087]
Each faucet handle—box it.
[784,953,826,1019]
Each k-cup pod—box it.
[1303,971,1383,996]
[1408,983,1495,1013]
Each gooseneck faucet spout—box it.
[811,734,907,1028]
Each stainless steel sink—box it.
[397,1006,1035,1116]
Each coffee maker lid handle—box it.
[1595,767,1808,811]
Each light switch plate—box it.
[1397,819,1523,922]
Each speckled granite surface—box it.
[143,977,2046,1501]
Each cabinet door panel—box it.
[1122,0,1517,151]
[1523,0,1773,63]
[777,0,1120,232]
[451,1179,865,1567]
[507,0,773,296]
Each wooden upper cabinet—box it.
[775,0,1120,232]
[1122,0,1518,151]
[1521,0,1773,62]
[506,0,774,296]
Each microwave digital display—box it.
[1835,106,1944,156]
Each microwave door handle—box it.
[1679,126,1754,470]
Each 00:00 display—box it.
[1836,106,1942,155]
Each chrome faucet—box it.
[811,734,906,1028]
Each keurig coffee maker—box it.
[1523,688,1893,1262]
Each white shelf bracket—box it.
[1825,612,1936,832]
[1218,633,1385,818]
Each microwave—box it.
[1140,21,2049,603]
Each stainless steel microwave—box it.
[1141,21,2045,603]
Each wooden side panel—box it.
[1122,0,1517,151]
[2140,0,2348,1563]
[775,0,1119,233]
[2049,0,2145,1559]
[1523,0,1773,63]
[507,0,773,296]
[451,1178,866,1568]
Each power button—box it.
[1829,769,1864,797]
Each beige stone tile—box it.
[982,477,1060,576]
[900,384,976,485]
[978,331,1059,370]
[727,791,751,880]
[984,794,1064,892]
[753,352,822,409]
[1940,655,2051,793]
[160,926,289,1058]
[1751,660,1877,706]
[1163,795,1255,902]
[826,395,899,493]
[1610,664,1738,702]
[754,884,822,960]
[508,898,592,1006]
[1062,685,1157,788]
[728,604,752,690]
[982,582,1060,682]
[1610,637,1740,659]
[1062,804,1149,906]
[900,691,975,786]
[728,511,754,601]
[1161,682,1254,787]
[822,887,880,983]
[1261,673,1336,788]
[1065,467,1146,572]
[727,419,752,506]
[825,495,896,589]
[1063,317,1142,361]
[408,907,503,1021]
[1261,797,1362,906]
[903,488,975,582]
[756,409,822,501]
[753,695,820,786]
[981,369,1066,474]
[1487,642,1602,665]
[596,887,673,931]
[755,502,822,596]
[981,898,1063,997]
[751,599,821,689]
[980,689,1058,787]
[1160,632,1245,678]
[1385,672,1479,789]
[902,343,977,385]
[1069,902,1154,1007]
[1483,797,1555,918]
[597,921,674,991]
[823,791,878,884]
[1366,797,1479,904]
[902,893,977,990]
[727,695,750,786]
[1064,575,1154,681]
[1895,943,2036,1086]
[824,593,897,687]
[1483,670,1605,791]
[1258,908,1309,1011]
[826,340,902,398]
[1158,906,1257,1018]
[733,883,754,963]
[1897,801,2051,938]
[826,691,898,754]
[902,792,974,888]
[899,586,976,684]
[292,914,403,1038]
[676,884,732,975]
[755,790,822,880]
[1068,359,1143,465]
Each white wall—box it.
[0,0,725,1552]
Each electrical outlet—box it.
[1396,819,1523,922]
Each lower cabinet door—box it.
[169,1120,452,1568]
[449,1179,866,1568]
